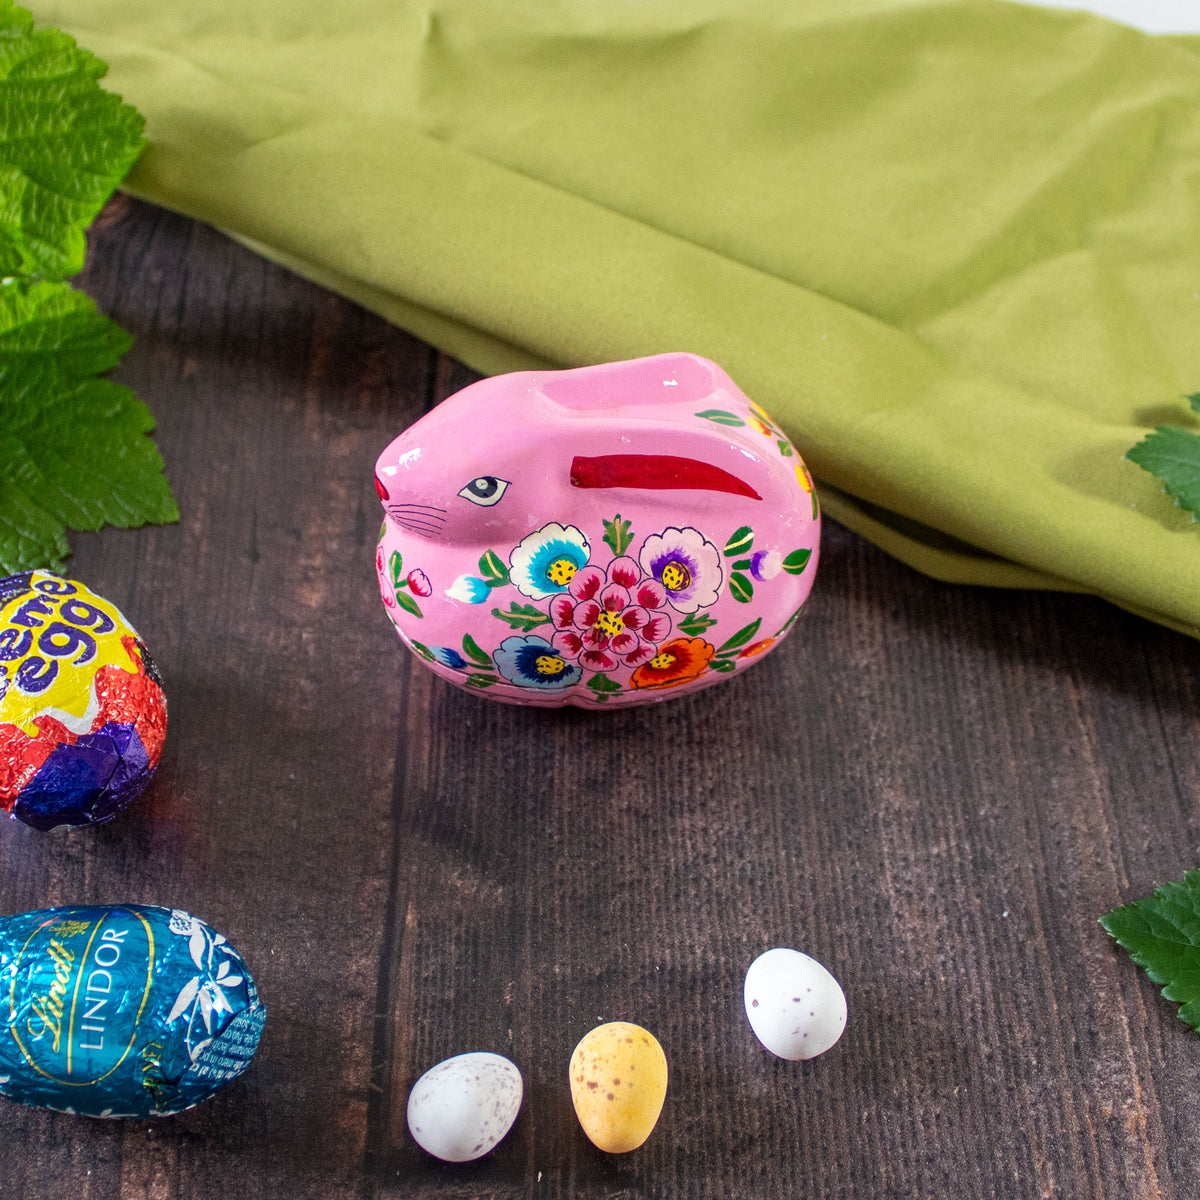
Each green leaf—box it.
[389,549,404,587]
[461,632,493,666]
[0,280,178,573]
[782,548,812,574]
[394,590,423,618]
[729,571,753,603]
[478,549,509,587]
[1127,425,1200,519]
[717,617,762,655]
[776,439,793,457]
[1101,871,1200,1032]
[465,673,498,689]
[679,611,717,636]
[695,409,745,427]
[723,526,754,557]
[711,658,736,673]
[602,513,633,557]
[408,639,436,662]
[586,672,623,696]
[491,602,551,632]
[0,3,145,281]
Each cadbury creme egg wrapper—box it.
[0,904,265,1118]
[0,570,167,830]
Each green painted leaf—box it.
[776,439,793,457]
[723,526,754,557]
[679,611,718,636]
[491,602,551,632]
[0,4,146,281]
[586,672,623,695]
[731,558,752,571]
[1101,871,1200,1033]
[389,549,404,587]
[377,520,387,544]
[465,673,498,689]
[394,590,423,618]
[711,658,736,673]
[695,409,745,427]
[408,639,436,662]
[602,514,633,557]
[461,632,494,666]
[717,618,761,655]
[782,548,812,575]
[729,571,753,603]
[811,489,819,521]
[0,280,178,574]
[1127,425,1200,519]
[775,605,806,636]
[478,549,509,587]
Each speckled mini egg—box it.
[406,1052,523,1162]
[569,1021,668,1153]
[743,947,847,1060]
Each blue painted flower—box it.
[509,523,591,600]
[430,646,469,669]
[446,574,490,604]
[493,635,582,690]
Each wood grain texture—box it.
[2,195,1199,1199]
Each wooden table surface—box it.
[4,195,1200,1200]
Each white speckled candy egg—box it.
[743,948,847,1060]
[406,1052,523,1162]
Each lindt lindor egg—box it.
[0,905,265,1118]
[743,947,847,1060]
[374,352,820,709]
[0,571,167,830]
[406,1052,523,1161]
[569,1021,668,1153]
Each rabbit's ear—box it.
[539,354,720,412]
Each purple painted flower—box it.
[749,550,782,582]
[638,527,723,613]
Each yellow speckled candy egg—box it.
[569,1021,668,1153]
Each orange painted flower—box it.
[629,637,715,690]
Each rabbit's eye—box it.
[458,477,510,507]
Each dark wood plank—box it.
[3,195,1199,1200]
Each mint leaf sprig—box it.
[0,1,178,574]
[1101,870,1200,1033]
[1126,394,1200,521]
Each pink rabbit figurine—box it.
[373,352,819,708]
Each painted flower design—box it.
[430,646,468,669]
[549,556,672,671]
[738,637,776,659]
[407,570,432,597]
[509,523,591,600]
[447,574,490,604]
[629,637,715,690]
[749,549,782,582]
[494,635,583,690]
[376,549,396,609]
[638,527,723,613]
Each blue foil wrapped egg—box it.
[0,905,265,1118]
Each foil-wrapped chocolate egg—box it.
[0,571,167,830]
[0,904,265,1118]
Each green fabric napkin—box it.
[29,0,1200,637]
